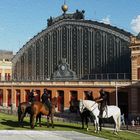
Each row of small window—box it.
[0,73,11,81]
[0,59,10,61]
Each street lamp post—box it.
[11,81,13,114]
[115,82,118,106]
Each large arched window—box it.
[36,40,41,80]
[62,26,67,58]
[95,31,102,73]
[44,35,49,79]
[83,28,89,75]
[107,34,114,73]
[28,47,32,80]
[21,55,25,80]
[72,27,78,73]
[53,31,58,72]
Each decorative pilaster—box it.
[131,55,138,80]
[12,88,17,109]
[3,88,8,107]
[130,88,138,115]
[64,90,70,108]
[51,89,57,98]
[20,89,25,103]
[77,90,84,100]
[130,35,140,80]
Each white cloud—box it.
[131,15,140,34]
[101,16,111,25]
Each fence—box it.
[10,73,131,82]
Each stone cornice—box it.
[0,80,132,88]
[130,36,140,46]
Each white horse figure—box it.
[79,100,121,133]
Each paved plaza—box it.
[0,130,107,140]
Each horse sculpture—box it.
[30,97,57,129]
[79,100,121,133]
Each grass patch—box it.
[0,113,140,140]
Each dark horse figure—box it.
[79,108,94,131]
[30,97,57,129]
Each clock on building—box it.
[61,65,66,71]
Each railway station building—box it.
[0,4,140,120]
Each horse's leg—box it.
[117,114,121,131]
[81,115,84,129]
[31,114,36,129]
[80,113,84,129]
[50,114,54,128]
[31,115,36,129]
[115,114,121,134]
[30,113,33,128]
[30,113,32,125]
[94,119,97,132]
[35,114,41,127]
[35,115,38,126]
[113,116,118,134]
[86,117,89,131]
[38,114,42,127]
[47,116,49,127]
[20,112,26,127]
[99,118,102,131]
[94,117,99,133]
[18,106,21,124]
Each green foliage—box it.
[0,113,140,140]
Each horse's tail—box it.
[117,109,121,130]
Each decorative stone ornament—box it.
[51,58,77,80]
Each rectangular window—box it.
[8,73,10,81]
[5,73,7,81]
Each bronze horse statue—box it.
[30,97,57,129]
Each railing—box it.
[80,73,131,80]
[1,73,131,82]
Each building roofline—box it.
[12,11,133,63]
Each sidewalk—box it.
[0,130,107,140]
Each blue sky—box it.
[0,0,140,53]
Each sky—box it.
[0,0,140,53]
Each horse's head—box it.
[79,100,85,113]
